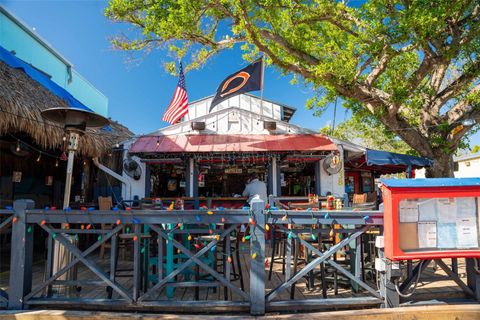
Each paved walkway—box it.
[1,305,480,320]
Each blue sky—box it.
[2,0,479,148]
[1,0,344,136]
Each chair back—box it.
[98,196,113,210]
[352,193,367,204]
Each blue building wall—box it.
[0,6,108,116]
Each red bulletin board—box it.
[381,178,480,261]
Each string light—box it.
[36,153,42,162]
[55,159,59,167]
[15,141,20,152]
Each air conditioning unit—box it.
[263,121,277,130]
[191,121,206,131]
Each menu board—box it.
[398,197,480,251]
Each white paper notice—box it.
[456,197,476,219]
[437,223,457,248]
[418,221,437,248]
[418,199,437,221]
[437,198,457,223]
[456,217,479,248]
[399,200,419,223]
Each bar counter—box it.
[143,197,248,209]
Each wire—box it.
[394,260,424,298]
[8,133,62,159]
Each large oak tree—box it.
[106,0,480,177]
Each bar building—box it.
[123,93,432,208]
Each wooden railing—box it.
[1,199,384,315]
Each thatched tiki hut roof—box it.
[0,60,132,156]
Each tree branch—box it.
[354,56,373,82]
[442,83,480,124]
[258,30,319,65]
[365,45,392,87]
[237,3,317,81]
[430,58,449,94]
[433,57,480,110]
[380,113,434,157]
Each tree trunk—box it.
[425,152,454,178]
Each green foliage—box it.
[471,145,480,154]
[105,0,480,176]
[320,114,413,155]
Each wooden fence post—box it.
[8,199,34,309]
[250,199,265,315]
[466,258,480,301]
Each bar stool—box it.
[146,225,199,298]
[268,228,287,280]
[106,227,151,299]
[195,231,244,300]
[268,228,311,299]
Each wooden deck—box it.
[0,241,469,310]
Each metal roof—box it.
[150,106,313,136]
[129,134,337,154]
[188,93,297,122]
[381,178,480,188]
[453,152,480,162]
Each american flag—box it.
[162,62,189,124]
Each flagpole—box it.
[260,55,265,117]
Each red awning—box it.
[129,134,337,154]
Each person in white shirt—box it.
[242,174,268,205]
